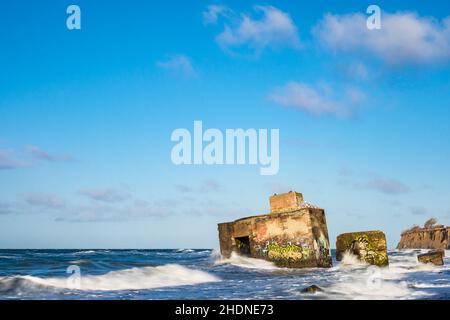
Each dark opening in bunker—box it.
[235,236,251,256]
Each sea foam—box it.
[214,252,280,270]
[0,264,220,292]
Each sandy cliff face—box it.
[397,226,450,250]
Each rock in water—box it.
[301,285,323,293]
[336,231,389,266]
[417,250,445,266]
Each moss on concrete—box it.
[336,231,389,267]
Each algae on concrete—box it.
[336,230,389,267]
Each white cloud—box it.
[206,5,301,55]
[156,54,197,77]
[3,184,246,222]
[345,87,366,104]
[14,190,167,222]
[26,145,73,162]
[410,206,427,215]
[203,4,229,25]
[336,62,370,80]
[0,202,13,215]
[339,167,353,177]
[55,202,167,222]
[78,188,130,203]
[175,179,222,193]
[0,145,72,170]
[269,81,354,118]
[0,149,28,170]
[314,12,450,66]
[24,193,66,209]
[365,178,410,195]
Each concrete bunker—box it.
[218,191,332,268]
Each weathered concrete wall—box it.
[217,222,234,258]
[336,231,389,266]
[397,226,449,250]
[269,192,304,214]
[218,208,332,268]
[309,208,333,267]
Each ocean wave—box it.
[175,249,195,253]
[0,276,59,295]
[73,250,97,255]
[0,264,220,292]
[67,259,92,265]
[194,250,212,254]
[411,283,450,289]
[214,252,280,270]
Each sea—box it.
[0,249,449,300]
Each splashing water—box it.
[339,251,368,267]
[0,264,220,292]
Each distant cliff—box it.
[397,225,450,250]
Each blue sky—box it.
[1,0,450,248]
